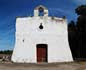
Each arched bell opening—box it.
[38,7,44,16]
[34,5,48,17]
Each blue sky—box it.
[0,0,86,50]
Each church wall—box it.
[11,16,73,63]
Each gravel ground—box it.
[0,62,86,70]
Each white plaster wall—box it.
[11,16,73,63]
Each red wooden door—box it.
[37,44,47,62]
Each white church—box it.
[11,5,73,63]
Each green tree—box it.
[76,5,86,32]
[75,5,86,59]
[75,5,86,15]
[68,20,76,31]
[0,50,13,54]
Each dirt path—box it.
[0,62,86,70]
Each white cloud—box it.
[73,0,86,5]
[49,8,71,15]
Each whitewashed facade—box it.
[11,5,73,63]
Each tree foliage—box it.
[75,5,86,15]
[0,50,13,54]
[76,5,86,60]
[76,5,86,31]
[68,20,76,31]
[68,5,86,60]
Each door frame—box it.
[36,44,48,63]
